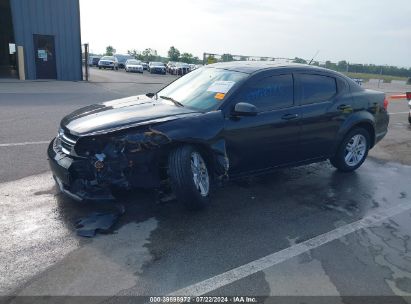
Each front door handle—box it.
[337,104,351,111]
[281,113,299,120]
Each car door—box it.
[295,73,352,160]
[223,73,301,175]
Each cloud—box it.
[80,0,411,67]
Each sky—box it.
[79,0,411,67]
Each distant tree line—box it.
[125,46,201,64]
[96,47,411,78]
[206,54,411,78]
[292,57,411,78]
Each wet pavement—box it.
[1,158,410,298]
[1,72,411,300]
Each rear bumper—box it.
[373,110,389,146]
[375,129,388,145]
[150,69,166,74]
[127,68,143,72]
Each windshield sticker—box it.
[214,93,225,100]
[207,81,236,94]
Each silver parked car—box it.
[125,59,144,73]
[98,56,119,70]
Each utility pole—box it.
[84,43,89,81]
[378,66,383,88]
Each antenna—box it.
[308,50,320,65]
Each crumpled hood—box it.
[61,94,199,136]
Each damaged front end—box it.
[48,108,230,203]
[48,126,172,202]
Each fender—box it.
[152,111,229,177]
[333,110,376,153]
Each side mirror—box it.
[233,102,258,116]
[146,93,155,98]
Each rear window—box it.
[299,74,337,105]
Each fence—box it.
[202,52,411,86]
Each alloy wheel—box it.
[190,152,209,197]
[344,134,367,166]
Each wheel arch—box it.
[335,112,376,152]
[159,139,228,182]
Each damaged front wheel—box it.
[168,146,211,210]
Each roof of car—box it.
[206,61,331,74]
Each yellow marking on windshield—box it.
[215,93,225,100]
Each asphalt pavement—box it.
[0,69,411,302]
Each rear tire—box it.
[408,113,411,124]
[168,146,211,210]
[330,127,370,172]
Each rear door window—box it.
[239,74,294,112]
[298,74,337,105]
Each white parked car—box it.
[125,59,144,73]
[98,56,119,70]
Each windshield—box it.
[101,56,114,60]
[127,60,140,65]
[157,67,248,111]
[151,62,164,66]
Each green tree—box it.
[105,46,116,56]
[337,60,348,72]
[325,60,338,71]
[292,57,307,64]
[127,49,140,59]
[180,52,194,63]
[141,48,157,62]
[168,46,180,61]
[207,55,217,65]
[221,53,234,62]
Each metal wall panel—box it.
[10,0,82,80]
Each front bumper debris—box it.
[48,139,116,202]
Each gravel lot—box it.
[0,68,410,301]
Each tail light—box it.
[406,92,411,100]
[383,98,389,110]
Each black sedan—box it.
[48,62,389,210]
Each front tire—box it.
[330,128,370,172]
[408,112,411,124]
[168,146,211,210]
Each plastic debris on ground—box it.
[75,204,125,237]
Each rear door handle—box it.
[281,113,299,120]
[337,104,351,110]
